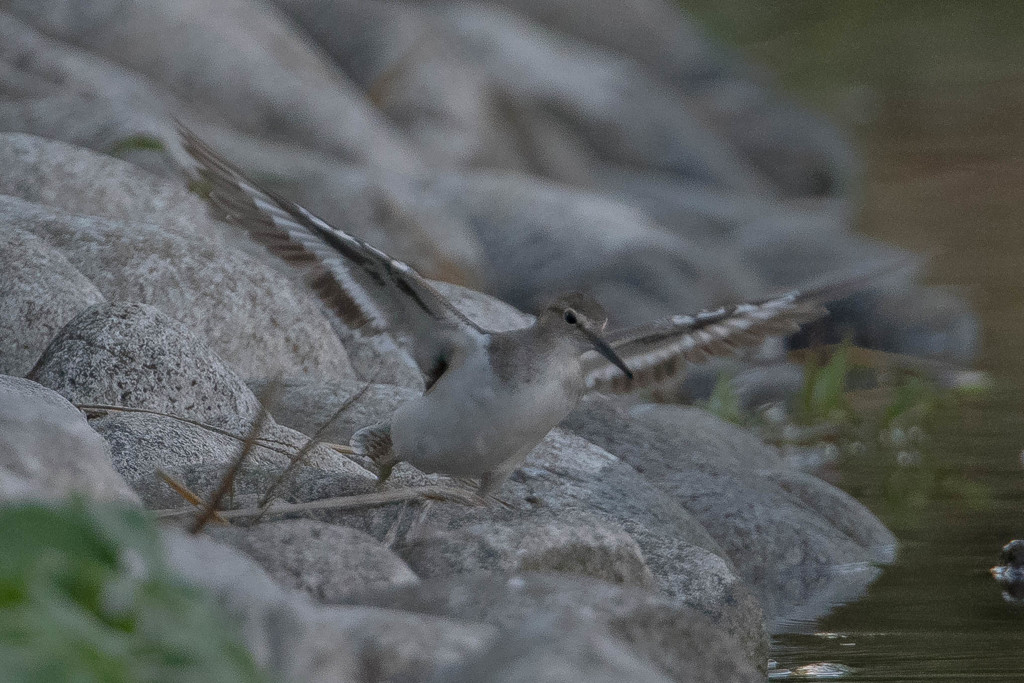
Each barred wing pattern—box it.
[583,291,829,393]
[178,124,485,385]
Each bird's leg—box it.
[476,471,507,497]
[477,448,536,507]
[375,459,396,488]
[477,459,520,498]
[472,472,514,509]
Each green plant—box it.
[793,343,852,426]
[107,135,166,157]
[697,372,747,426]
[0,500,264,683]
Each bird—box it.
[177,124,864,495]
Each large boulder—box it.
[25,301,371,502]
[208,519,418,603]
[29,302,263,431]
[432,3,764,192]
[0,139,356,381]
[397,513,655,589]
[0,11,174,174]
[1,0,422,173]
[95,412,374,508]
[270,0,518,171]
[359,572,762,682]
[0,228,104,376]
[167,529,720,681]
[403,171,763,323]
[564,396,898,627]
[162,529,495,681]
[432,617,675,683]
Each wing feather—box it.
[583,290,829,393]
[177,123,484,383]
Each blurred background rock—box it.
[0,0,981,394]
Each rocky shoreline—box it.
[0,136,895,680]
[0,1,971,680]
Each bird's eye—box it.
[563,309,578,325]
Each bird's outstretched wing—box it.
[582,272,889,393]
[177,123,485,387]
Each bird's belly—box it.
[391,376,575,477]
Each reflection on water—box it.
[678,1,1024,679]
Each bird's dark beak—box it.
[583,328,633,379]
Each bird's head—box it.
[540,292,633,379]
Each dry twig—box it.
[189,384,278,534]
[154,486,483,522]
[156,469,229,525]
[255,371,379,518]
[75,403,356,456]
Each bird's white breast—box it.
[390,336,581,476]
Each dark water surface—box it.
[678,2,1024,679]
[771,390,1024,681]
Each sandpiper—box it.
[179,125,855,494]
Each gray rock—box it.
[0,228,104,376]
[0,375,137,503]
[361,572,762,682]
[433,614,675,683]
[208,519,418,603]
[398,513,655,588]
[0,133,204,232]
[479,0,855,197]
[247,378,415,448]
[702,82,857,198]
[563,397,897,627]
[163,529,495,682]
[860,281,981,365]
[0,167,354,381]
[728,361,808,411]
[94,412,374,509]
[408,171,759,322]
[0,11,175,175]
[26,300,367,506]
[265,407,766,662]
[738,227,979,362]
[29,302,262,432]
[314,605,496,681]
[271,0,520,171]
[2,0,422,173]
[434,3,765,192]
[476,0,725,86]
[590,165,849,247]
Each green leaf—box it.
[107,134,166,157]
[0,500,266,682]
[698,372,747,425]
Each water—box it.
[676,2,1024,678]
[772,390,1024,681]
